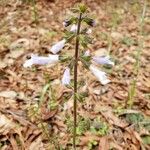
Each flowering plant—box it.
[24,4,114,149]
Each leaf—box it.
[28,137,45,150]
[79,134,100,146]
[98,136,109,150]
[125,113,144,124]
[0,91,17,98]
[10,134,19,150]
[0,114,16,135]
[97,107,128,128]
[142,135,150,145]
[39,82,51,106]
[41,108,58,120]
[9,38,29,50]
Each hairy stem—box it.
[73,13,82,149]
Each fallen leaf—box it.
[28,136,45,150]
[0,90,17,99]
[98,136,109,150]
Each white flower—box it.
[23,54,59,68]
[92,56,114,66]
[50,39,66,54]
[89,65,110,85]
[62,67,70,85]
[70,24,77,32]
[63,21,67,27]
[87,29,92,34]
[84,50,90,56]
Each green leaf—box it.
[71,8,80,13]
[142,135,150,144]
[76,92,88,102]
[64,30,75,42]
[39,83,51,106]
[125,113,144,124]
[78,4,87,13]
[59,55,72,63]
[90,121,109,136]
[79,35,93,48]
[80,56,91,69]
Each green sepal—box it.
[80,55,91,69]
[76,92,88,102]
[83,17,95,26]
[59,55,72,63]
[79,35,93,48]
[80,28,89,34]
[64,30,75,42]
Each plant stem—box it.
[32,0,38,24]
[73,12,82,149]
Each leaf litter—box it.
[0,0,150,149]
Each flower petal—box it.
[70,24,77,32]
[92,56,114,66]
[89,65,110,85]
[23,59,33,68]
[50,39,66,54]
[84,50,90,56]
[86,28,92,34]
[23,54,59,68]
[62,67,70,85]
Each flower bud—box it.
[63,19,72,27]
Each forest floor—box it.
[0,0,150,150]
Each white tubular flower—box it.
[62,67,70,85]
[70,24,77,32]
[89,65,110,85]
[23,54,59,68]
[50,39,66,54]
[92,56,114,66]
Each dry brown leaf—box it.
[110,142,123,150]
[0,114,16,135]
[9,134,19,150]
[28,136,45,150]
[98,136,109,150]
[0,91,17,99]
[99,108,128,128]
[9,38,30,51]
[79,134,100,146]
[41,108,58,120]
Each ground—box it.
[0,0,150,150]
